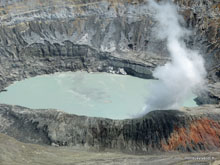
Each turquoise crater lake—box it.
[0,72,197,119]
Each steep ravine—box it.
[0,0,219,153]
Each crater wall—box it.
[0,0,219,153]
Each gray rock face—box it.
[0,0,219,153]
[1,104,220,153]
[0,14,166,90]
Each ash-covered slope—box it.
[1,133,220,165]
[0,0,219,153]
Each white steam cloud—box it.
[141,0,206,115]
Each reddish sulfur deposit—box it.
[162,118,220,151]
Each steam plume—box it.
[141,0,206,115]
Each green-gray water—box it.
[0,72,197,119]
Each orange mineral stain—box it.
[161,118,220,151]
